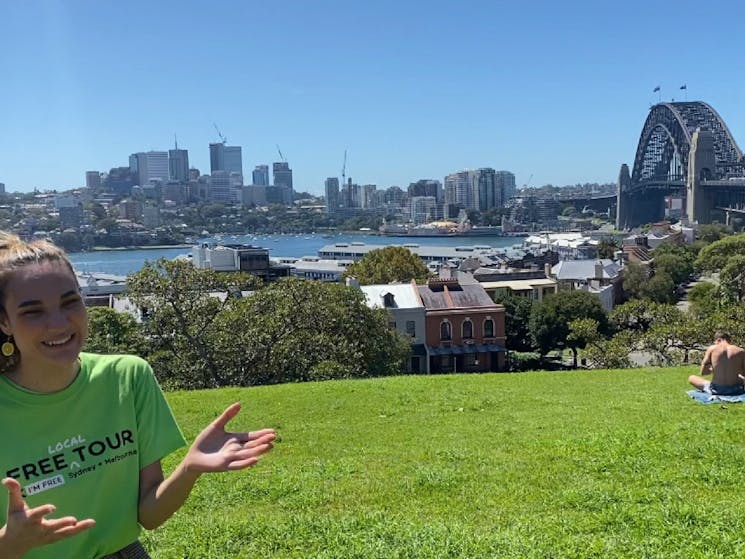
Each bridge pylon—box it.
[686,128,716,224]
[616,164,631,230]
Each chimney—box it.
[544,262,552,277]
[345,276,360,289]
[594,261,603,281]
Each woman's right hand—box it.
[0,477,95,558]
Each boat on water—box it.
[379,210,505,237]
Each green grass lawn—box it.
[142,366,745,558]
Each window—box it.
[382,293,395,308]
[406,320,416,337]
[466,353,478,366]
[462,319,473,339]
[484,319,494,338]
[441,354,452,367]
[440,321,451,340]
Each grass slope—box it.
[142,366,745,558]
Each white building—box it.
[359,281,427,373]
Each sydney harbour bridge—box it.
[616,101,745,228]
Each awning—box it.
[411,344,427,356]
[427,343,505,356]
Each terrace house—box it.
[417,271,506,373]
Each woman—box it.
[0,233,276,558]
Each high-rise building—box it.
[272,162,293,189]
[252,165,269,186]
[471,168,499,211]
[85,171,102,189]
[0,183,5,194]
[496,170,516,203]
[273,162,293,205]
[129,151,169,187]
[408,179,441,200]
[168,149,190,182]
[361,184,377,209]
[325,177,340,214]
[443,171,474,218]
[210,143,243,179]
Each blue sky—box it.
[2,0,745,194]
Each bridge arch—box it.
[618,102,745,228]
[630,102,743,185]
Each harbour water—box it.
[68,232,522,276]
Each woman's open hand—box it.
[183,403,276,473]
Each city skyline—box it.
[2,1,745,193]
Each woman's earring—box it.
[2,337,15,357]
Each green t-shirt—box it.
[0,353,187,559]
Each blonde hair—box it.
[0,232,77,372]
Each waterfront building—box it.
[168,148,190,182]
[252,165,270,186]
[318,242,503,265]
[191,243,291,281]
[129,151,169,187]
[272,255,353,282]
[325,177,340,214]
[85,171,102,189]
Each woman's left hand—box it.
[184,403,276,473]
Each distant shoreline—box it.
[88,244,193,252]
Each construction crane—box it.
[213,123,227,144]
[276,144,286,162]
[523,173,533,188]
[341,149,347,185]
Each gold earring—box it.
[2,337,15,357]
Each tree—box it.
[596,237,620,259]
[687,281,719,316]
[343,246,431,285]
[85,307,145,355]
[622,262,650,300]
[718,255,745,303]
[652,245,694,286]
[209,278,411,386]
[638,305,712,365]
[126,259,262,389]
[529,291,609,367]
[695,232,745,274]
[569,319,634,369]
[493,291,534,351]
[697,223,732,244]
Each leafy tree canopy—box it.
[344,246,431,285]
[529,290,609,366]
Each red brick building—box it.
[418,274,506,373]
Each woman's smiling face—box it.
[1,260,88,373]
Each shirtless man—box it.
[688,332,745,396]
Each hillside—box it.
[143,366,745,558]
